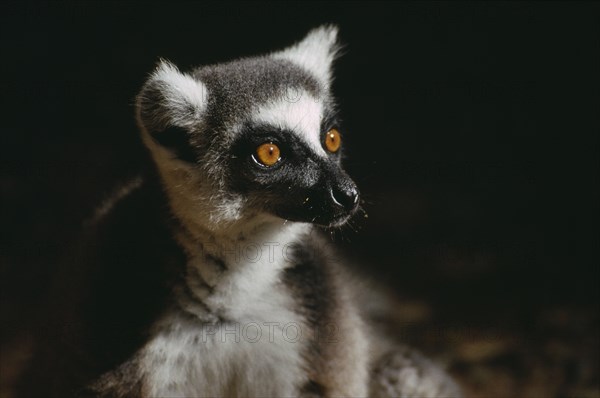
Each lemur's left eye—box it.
[254,142,281,167]
[325,128,341,153]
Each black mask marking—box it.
[227,123,359,227]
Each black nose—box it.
[330,183,360,213]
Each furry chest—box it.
[141,311,308,397]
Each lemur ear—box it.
[272,25,341,89]
[136,59,208,134]
[136,60,208,162]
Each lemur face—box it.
[137,26,359,228]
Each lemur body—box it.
[18,27,462,397]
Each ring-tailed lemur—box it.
[18,26,462,397]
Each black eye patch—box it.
[226,124,320,191]
[230,125,298,163]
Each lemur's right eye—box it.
[254,142,281,167]
[325,128,341,153]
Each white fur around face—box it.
[273,25,339,88]
[253,90,327,157]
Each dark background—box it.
[1,2,598,396]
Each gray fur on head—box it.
[135,25,343,233]
[136,25,340,135]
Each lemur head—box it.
[136,26,359,232]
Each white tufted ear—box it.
[152,59,208,113]
[136,59,209,132]
[272,25,341,89]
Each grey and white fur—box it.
[18,26,463,397]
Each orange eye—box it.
[255,142,281,167]
[325,128,341,153]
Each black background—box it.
[1,1,599,394]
